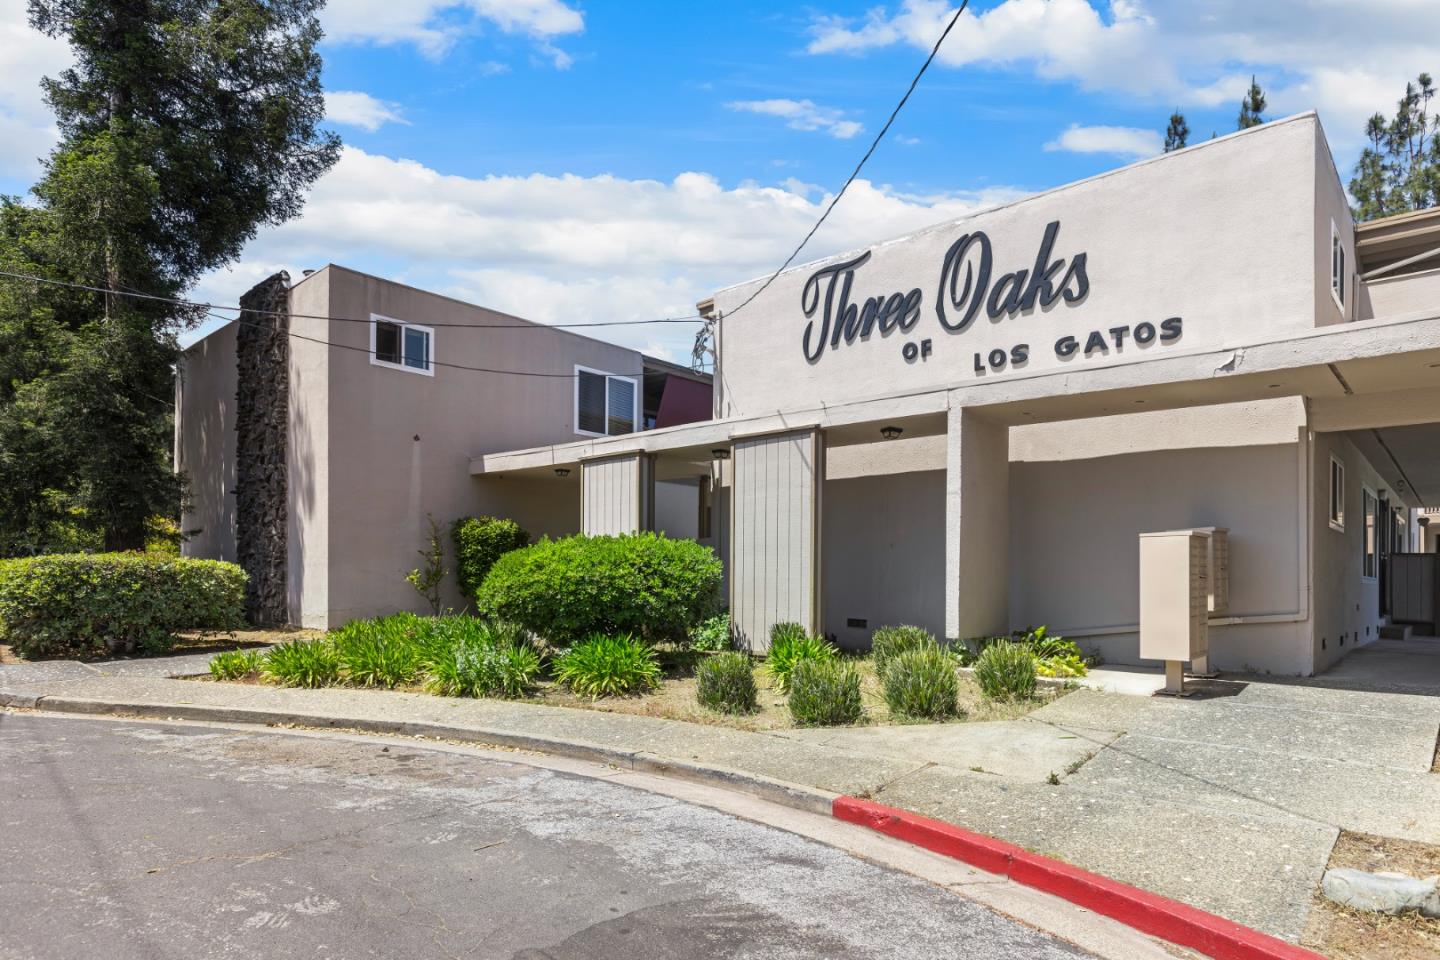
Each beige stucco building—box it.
[180,112,1440,676]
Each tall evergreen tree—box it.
[1349,73,1440,221]
[1237,76,1266,129]
[0,1,339,552]
[1163,110,1189,152]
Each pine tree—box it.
[1349,73,1440,222]
[1163,110,1189,152]
[1237,76,1267,129]
[0,1,340,552]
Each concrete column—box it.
[730,429,823,652]
[945,407,1010,641]
[581,453,651,535]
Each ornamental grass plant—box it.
[881,647,960,721]
[552,633,661,698]
[787,658,863,726]
[695,651,758,714]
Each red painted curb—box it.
[833,796,1324,960]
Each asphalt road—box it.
[1,713,1092,959]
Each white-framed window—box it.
[1330,221,1347,316]
[1362,486,1377,579]
[574,365,638,437]
[370,313,434,376]
[1329,455,1346,532]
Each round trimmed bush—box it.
[882,648,960,720]
[765,629,836,694]
[974,640,1037,701]
[452,516,530,603]
[476,533,722,645]
[552,633,662,698]
[0,553,246,658]
[870,625,937,680]
[696,652,757,714]
[788,658,863,726]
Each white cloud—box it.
[0,0,71,178]
[1044,123,1161,159]
[320,0,583,63]
[325,91,408,132]
[192,147,1025,357]
[805,0,1438,150]
[727,99,865,139]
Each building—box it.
[175,266,712,627]
[180,112,1440,676]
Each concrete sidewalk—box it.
[4,648,1439,945]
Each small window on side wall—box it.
[575,366,637,437]
[1362,487,1377,579]
[370,314,434,376]
[1329,455,1346,532]
[1330,222,1347,317]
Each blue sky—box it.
[1,0,1435,361]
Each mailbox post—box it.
[1139,529,1212,696]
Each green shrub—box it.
[688,613,732,652]
[552,633,662,698]
[331,614,426,688]
[960,626,1088,678]
[765,628,835,694]
[261,639,341,688]
[882,648,960,720]
[973,640,1037,701]
[696,652,757,713]
[209,649,262,681]
[476,533,722,645]
[871,625,937,679]
[452,516,530,603]
[0,553,246,658]
[425,621,541,699]
[788,659,863,726]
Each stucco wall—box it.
[309,266,647,627]
[1365,267,1440,319]
[286,274,332,628]
[654,479,700,540]
[1311,432,1388,672]
[1313,119,1356,327]
[177,322,239,562]
[823,471,946,650]
[711,114,1325,418]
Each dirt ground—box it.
[529,656,1064,731]
[1302,831,1440,960]
[0,627,315,665]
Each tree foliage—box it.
[1350,73,1440,221]
[1237,76,1266,130]
[1163,110,1189,152]
[0,1,339,554]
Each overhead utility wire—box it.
[0,269,701,330]
[200,310,646,379]
[721,0,969,320]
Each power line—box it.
[0,268,703,330]
[722,0,970,320]
[202,311,650,380]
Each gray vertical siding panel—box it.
[581,454,640,536]
[731,430,819,652]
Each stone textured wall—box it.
[234,272,291,625]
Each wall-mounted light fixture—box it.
[880,425,903,441]
[554,467,571,478]
[711,448,731,460]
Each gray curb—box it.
[3,692,839,816]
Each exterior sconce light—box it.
[880,425,903,441]
[554,467,571,478]
[711,448,731,460]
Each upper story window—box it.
[1329,455,1346,532]
[1330,221,1348,317]
[575,366,637,437]
[371,314,433,376]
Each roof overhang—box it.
[472,309,1440,478]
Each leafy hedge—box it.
[476,533,722,645]
[452,516,530,603]
[0,553,246,658]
